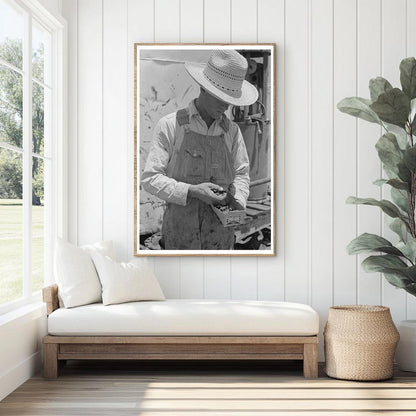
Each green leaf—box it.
[386,178,410,191]
[400,57,416,100]
[375,132,404,173]
[411,99,416,132]
[373,178,388,186]
[370,88,410,127]
[361,255,416,288]
[347,233,404,256]
[402,265,416,282]
[403,146,416,172]
[337,97,382,125]
[369,77,393,102]
[391,187,409,213]
[346,196,405,219]
[397,240,416,264]
[389,217,410,241]
[362,254,408,272]
[374,177,409,192]
[410,98,416,124]
[394,130,410,150]
[384,166,399,180]
[398,161,412,185]
[383,271,412,288]
[404,283,416,296]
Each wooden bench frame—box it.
[42,285,319,379]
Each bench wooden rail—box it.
[42,284,59,315]
[42,285,319,379]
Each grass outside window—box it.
[0,199,44,305]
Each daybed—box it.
[42,284,320,379]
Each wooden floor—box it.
[1,360,416,415]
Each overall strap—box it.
[167,108,191,178]
[176,108,190,126]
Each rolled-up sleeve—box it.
[231,126,250,209]
[141,118,189,206]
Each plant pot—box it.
[395,320,416,372]
[324,305,400,381]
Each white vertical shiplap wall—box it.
[64,0,77,245]
[76,0,103,244]
[333,0,357,307]
[356,0,382,307]
[284,0,309,305]
[310,0,334,341]
[102,0,128,260]
[62,0,416,358]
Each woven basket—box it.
[324,305,399,381]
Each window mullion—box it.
[22,10,32,298]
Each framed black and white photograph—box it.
[134,44,275,256]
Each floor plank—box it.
[1,361,416,415]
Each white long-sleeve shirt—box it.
[141,100,250,208]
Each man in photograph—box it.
[141,49,258,250]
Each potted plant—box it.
[337,57,416,372]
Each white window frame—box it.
[0,0,67,315]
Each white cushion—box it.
[54,239,114,308]
[81,240,115,259]
[47,299,319,336]
[90,253,165,305]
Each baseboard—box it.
[0,351,42,401]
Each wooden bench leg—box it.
[303,343,318,379]
[44,343,59,379]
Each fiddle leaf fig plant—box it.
[337,57,416,297]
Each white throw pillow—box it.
[54,239,114,308]
[81,240,115,259]
[90,252,165,306]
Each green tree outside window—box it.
[0,38,44,205]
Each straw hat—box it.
[185,50,259,106]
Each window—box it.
[0,0,66,312]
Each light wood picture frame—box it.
[134,44,276,256]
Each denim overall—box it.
[162,108,235,250]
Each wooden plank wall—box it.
[61,0,416,358]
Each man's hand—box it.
[222,184,245,210]
[188,183,228,205]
